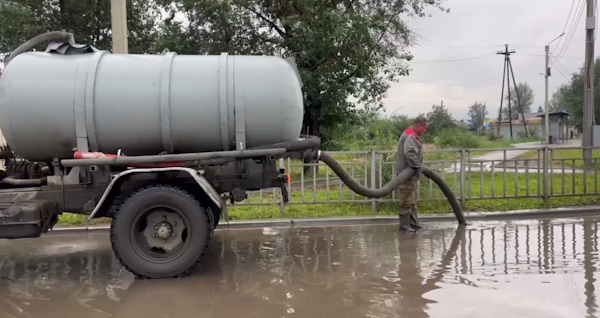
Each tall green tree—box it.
[548,86,569,113]
[547,57,600,131]
[467,101,487,135]
[156,0,449,143]
[426,104,455,137]
[502,82,534,120]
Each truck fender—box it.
[87,167,227,221]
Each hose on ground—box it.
[318,151,466,225]
[5,31,75,65]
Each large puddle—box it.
[0,216,598,317]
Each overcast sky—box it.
[383,0,594,121]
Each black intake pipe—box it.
[5,31,75,65]
[252,136,466,225]
[318,151,466,225]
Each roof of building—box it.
[536,110,570,117]
[490,118,542,126]
[523,112,544,119]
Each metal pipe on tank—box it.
[60,148,287,167]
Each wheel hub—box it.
[155,222,173,239]
[142,210,185,252]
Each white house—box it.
[491,112,543,139]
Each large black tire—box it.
[110,185,211,279]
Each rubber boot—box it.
[399,213,415,232]
[409,209,422,230]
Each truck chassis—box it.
[0,144,305,279]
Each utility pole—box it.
[545,33,565,145]
[542,33,565,203]
[544,45,550,144]
[583,0,595,165]
[496,45,521,139]
[506,54,513,139]
[111,0,128,54]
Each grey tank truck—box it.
[0,32,465,279]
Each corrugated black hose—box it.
[252,137,466,225]
[318,151,466,225]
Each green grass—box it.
[517,148,600,170]
[57,213,112,227]
[56,170,600,227]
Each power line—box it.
[550,55,573,75]
[556,0,586,60]
[413,42,585,53]
[553,0,578,54]
[395,79,486,88]
[549,57,572,80]
[411,53,495,63]
[555,0,582,57]
[516,52,584,59]
[415,43,502,49]
[556,0,584,56]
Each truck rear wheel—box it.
[110,185,211,279]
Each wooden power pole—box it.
[583,0,595,165]
[111,0,128,54]
[496,45,528,139]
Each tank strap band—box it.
[160,52,176,154]
[219,52,231,151]
[233,56,246,151]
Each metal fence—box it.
[238,145,600,211]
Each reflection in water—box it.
[0,218,598,317]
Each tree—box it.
[467,102,487,135]
[426,104,455,137]
[502,82,535,120]
[546,57,600,131]
[155,0,450,145]
[538,105,544,113]
[0,1,160,60]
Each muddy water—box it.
[0,217,599,318]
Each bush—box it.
[434,128,481,149]
[487,131,499,141]
[517,127,539,139]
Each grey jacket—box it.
[394,130,424,183]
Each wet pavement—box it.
[0,217,599,318]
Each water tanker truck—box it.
[0,32,465,279]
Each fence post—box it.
[543,146,549,202]
[371,150,377,213]
[460,149,466,209]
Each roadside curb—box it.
[49,205,600,234]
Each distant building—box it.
[490,112,543,139]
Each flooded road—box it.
[0,217,599,318]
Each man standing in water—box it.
[395,117,428,232]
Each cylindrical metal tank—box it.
[0,51,304,161]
